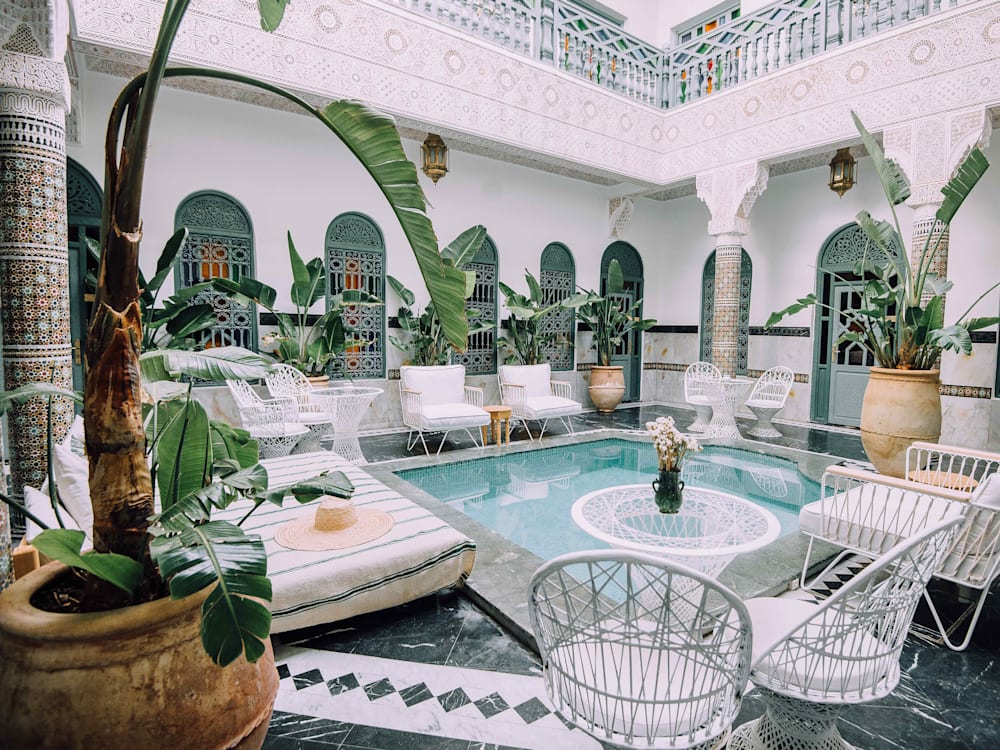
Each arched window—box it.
[455,235,498,375]
[66,158,102,390]
[699,248,751,374]
[174,191,256,350]
[600,242,644,402]
[539,242,576,371]
[325,212,386,379]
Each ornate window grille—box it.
[700,248,751,375]
[325,212,386,379]
[66,158,102,390]
[454,235,498,375]
[174,191,257,351]
[539,242,576,371]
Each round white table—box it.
[571,484,781,577]
[313,385,383,464]
[702,377,755,440]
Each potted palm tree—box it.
[768,112,998,476]
[0,0,471,746]
[497,269,586,366]
[569,260,656,412]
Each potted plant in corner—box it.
[0,0,472,746]
[568,259,656,413]
[497,269,587,366]
[214,231,381,386]
[768,112,998,477]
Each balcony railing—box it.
[391,0,974,108]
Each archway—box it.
[600,242,644,402]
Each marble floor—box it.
[263,405,999,749]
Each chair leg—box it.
[522,418,535,441]
[435,430,451,456]
[538,419,549,439]
[729,687,855,750]
[463,428,484,449]
[920,585,992,652]
[559,415,575,435]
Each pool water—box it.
[396,439,817,561]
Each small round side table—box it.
[481,405,513,446]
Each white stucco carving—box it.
[608,196,635,238]
[69,0,1000,190]
[695,161,769,239]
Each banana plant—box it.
[497,269,586,365]
[767,111,998,370]
[213,232,380,376]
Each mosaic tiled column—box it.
[696,162,768,379]
[711,241,743,377]
[0,39,74,550]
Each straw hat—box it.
[275,496,394,551]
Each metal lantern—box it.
[421,133,448,184]
[828,147,856,197]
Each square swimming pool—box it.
[396,438,818,562]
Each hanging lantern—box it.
[421,133,449,184]
[828,147,857,197]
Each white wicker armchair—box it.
[529,551,753,750]
[743,366,794,438]
[399,365,490,455]
[225,379,309,458]
[800,446,1000,651]
[730,514,962,750]
[264,363,340,449]
[498,363,581,440]
[684,362,722,433]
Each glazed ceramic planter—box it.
[652,470,684,514]
[860,367,941,478]
[588,365,626,413]
[0,563,278,750]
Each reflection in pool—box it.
[396,439,817,561]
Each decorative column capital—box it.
[0,0,70,106]
[696,161,769,239]
[608,196,636,238]
[883,107,992,212]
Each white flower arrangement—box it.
[645,416,701,472]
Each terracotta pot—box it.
[588,365,626,413]
[0,563,278,750]
[860,367,941,478]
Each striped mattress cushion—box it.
[215,452,476,633]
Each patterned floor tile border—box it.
[273,646,602,750]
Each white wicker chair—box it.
[399,365,490,456]
[498,363,581,440]
[800,450,1000,651]
[264,364,340,450]
[225,379,309,458]
[684,362,722,433]
[529,551,753,750]
[743,366,794,438]
[729,513,962,750]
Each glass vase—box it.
[652,469,684,514]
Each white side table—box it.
[314,385,383,464]
[702,377,755,440]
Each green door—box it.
[827,282,872,426]
[601,242,644,402]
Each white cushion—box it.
[52,442,93,535]
[499,364,551,398]
[548,627,724,739]
[970,473,1000,508]
[61,415,86,457]
[401,365,466,406]
[24,485,83,542]
[745,597,890,695]
[523,395,582,419]
[417,403,490,430]
[949,474,1000,568]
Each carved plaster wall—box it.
[71,0,1000,190]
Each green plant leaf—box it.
[32,529,143,594]
[607,259,624,294]
[211,277,279,311]
[851,110,911,206]
[287,233,324,309]
[525,270,543,305]
[268,472,355,506]
[441,225,487,268]
[854,211,904,273]
[145,226,189,295]
[927,324,973,354]
[162,303,216,337]
[937,147,989,226]
[257,0,289,31]
[156,397,212,509]
[765,295,817,328]
[387,275,415,307]
[150,521,271,666]
[0,383,81,415]
[141,347,274,383]
[964,316,1000,331]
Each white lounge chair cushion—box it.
[416,403,491,430]
[548,625,721,738]
[499,363,552,398]
[523,395,582,419]
[214,452,476,633]
[401,365,466,405]
[24,484,84,542]
[950,473,1000,569]
[745,396,781,409]
[51,442,94,535]
[745,597,889,695]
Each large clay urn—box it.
[0,562,278,750]
[860,367,942,478]
[589,365,626,413]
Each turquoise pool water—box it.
[396,439,817,561]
